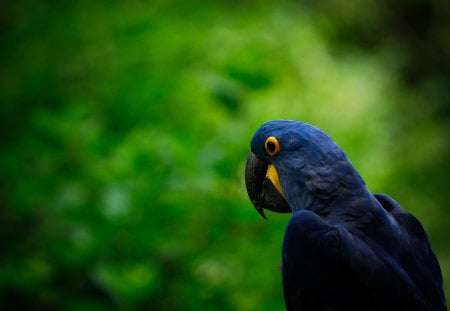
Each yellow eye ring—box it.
[265,136,281,156]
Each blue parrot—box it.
[245,120,446,311]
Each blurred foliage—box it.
[0,0,449,310]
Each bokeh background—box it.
[1,0,449,310]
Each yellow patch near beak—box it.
[266,164,285,198]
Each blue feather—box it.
[249,120,446,311]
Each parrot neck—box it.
[306,184,375,221]
[285,159,374,218]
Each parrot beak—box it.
[245,152,291,219]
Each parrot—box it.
[244,120,446,311]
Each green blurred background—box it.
[1,0,449,310]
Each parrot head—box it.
[245,120,363,218]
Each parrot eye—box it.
[265,136,281,156]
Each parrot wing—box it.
[282,205,445,311]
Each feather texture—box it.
[247,120,446,311]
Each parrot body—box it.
[245,120,446,311]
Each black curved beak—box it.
[245,152,291,219]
